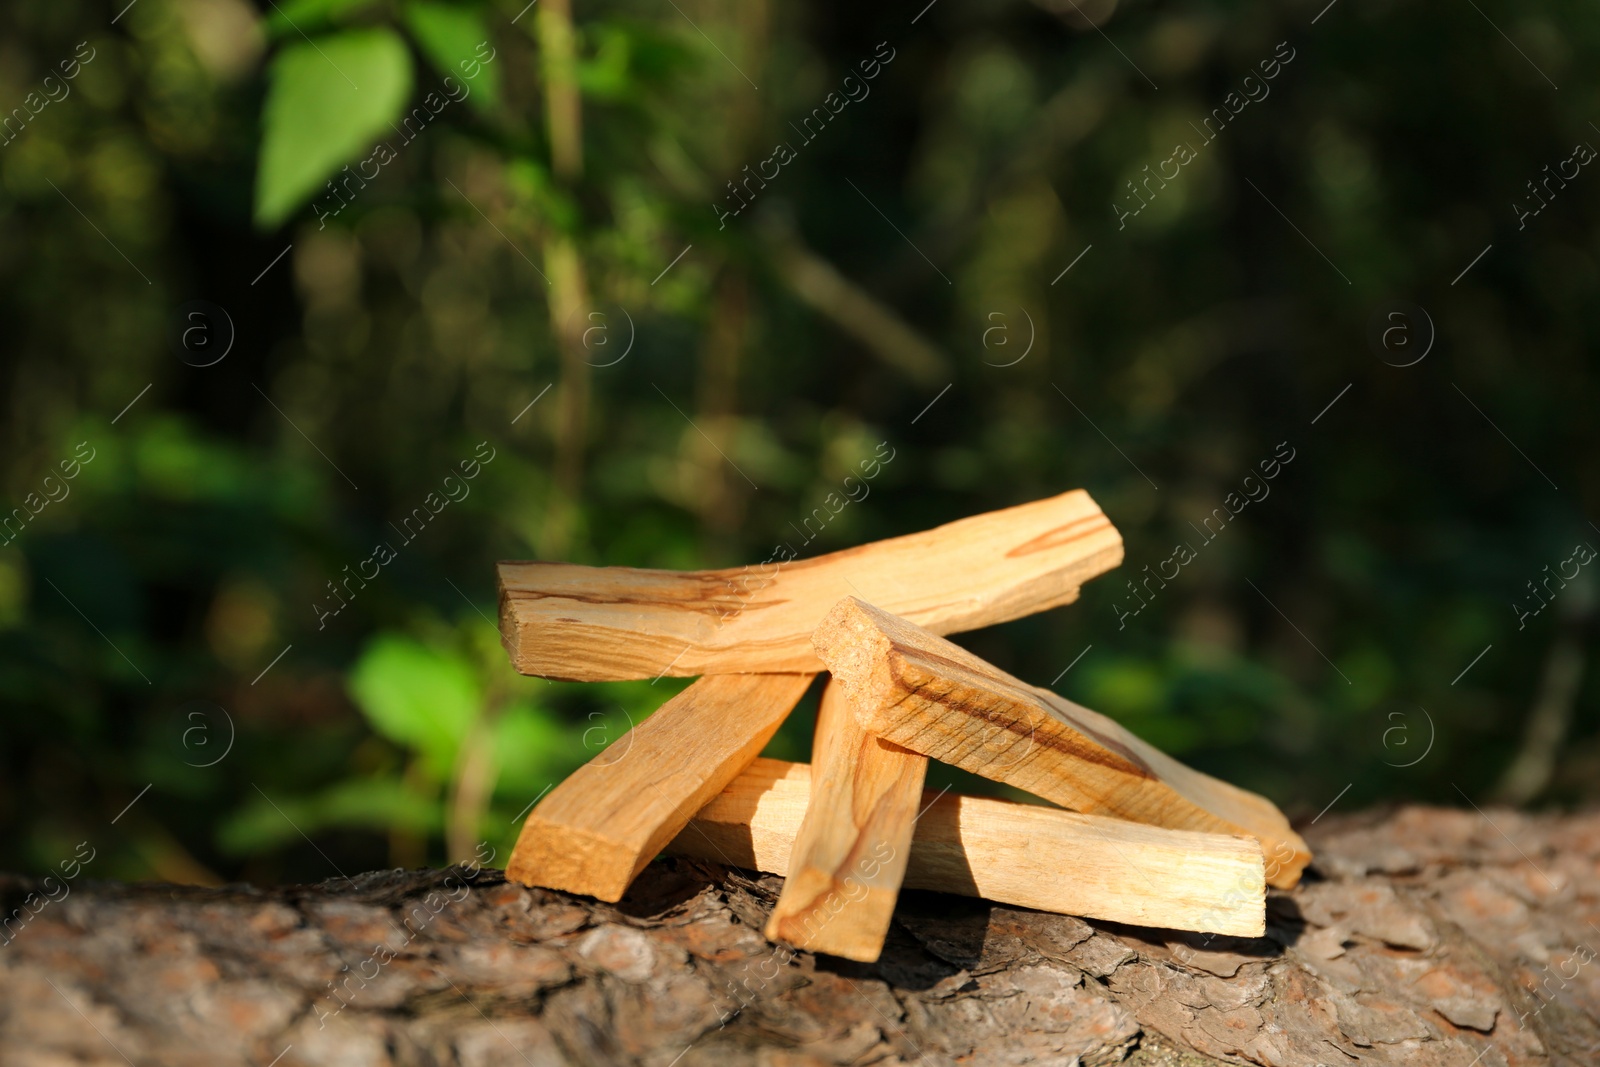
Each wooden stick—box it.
[813,597,1312,889]
[764,681,926,962]
[498,489,1122,681]
[668,759,1266,937]
[506,673,815,902]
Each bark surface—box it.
[4,804,1599,1067]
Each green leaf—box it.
[492,700,575,793]
[254,28,414,229]
[264,0,382,39]
[218,778,441,855]
[403,1,500,111]
[313,777,442,830]
[348,633,480,777]
[578,25,632,100]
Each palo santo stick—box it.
[764,681,927,962]
[506,672,814,902]
[498,489,1121,681]
[813,597,1311,889]
[668,758,1266,937]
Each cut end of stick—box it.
[1264,834,1313,890]
[810,597,898,711]
[505,818,640,903]
[816,595,1021,699]
[497,565,692,681]
[764,679,925,963]
[764,869,897,962]
[504,673,815,901]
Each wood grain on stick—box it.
[812,597,1312,888]
[506,672,814,902]
[764,681,927,962]
[669,758,1266,937]
[498,489,1122,681]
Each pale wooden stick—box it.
[764,681,926,962]
[498,489,1122,681]
[813,597,1311,888]
[506,673,815,902]
[668,759,1266,937]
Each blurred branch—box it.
[763,227,949,386]
[1492,591,1592,806]
[539,236,593,559]
[536,0,583,182]
[1491,634,1587,806]
[448,707,500,864]
[690,269,752,546]
[536,0,592,558]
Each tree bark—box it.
[4,804,1599,1067]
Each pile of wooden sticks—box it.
[498,490,1310,963]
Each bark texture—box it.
[4,804,1600,1067]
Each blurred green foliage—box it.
[2,0,1599,886]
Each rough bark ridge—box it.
[4,805,1600,1067]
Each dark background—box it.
[1,0,1596,886]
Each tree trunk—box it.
[4,804,1598,1067]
